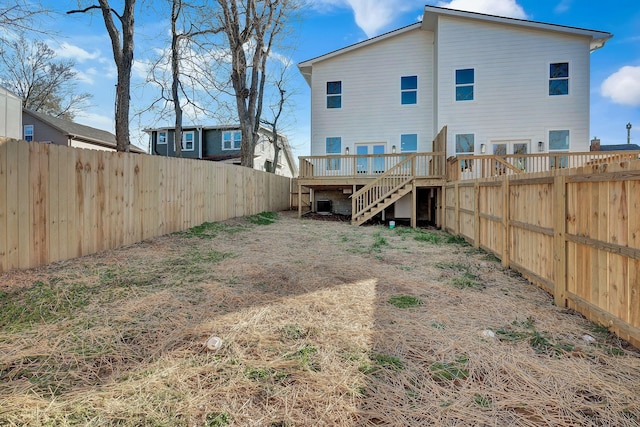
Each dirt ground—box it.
[1,210,639,426]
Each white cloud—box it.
[74,111,115,133]
[435,0,527,19]
[601,66,640,107]
[554,0,572,14]
[73,68,95,85]
[52,42,102,63]
[309,0,424,37]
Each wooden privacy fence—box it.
[0,139,291,273]
[445,159,640,348]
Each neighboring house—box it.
[297,6,612,225]
[0,86,22,140]
[145,125,298,178]
[22,109,146,153]
[590,138,640,152]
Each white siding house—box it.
[299,6,611,160]
[297,6,612,225]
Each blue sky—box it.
[29,0,640,157]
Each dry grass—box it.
[1,211,639,426]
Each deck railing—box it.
[447,151,640,181]
[299,152,445,180]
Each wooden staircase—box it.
[351,155,416,226]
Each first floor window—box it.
[327,81,342,109]
[400,134,417,152]
[401,76,417,105]
[23,125,33,142]
[455,68,474,101]
[183,131,195,151]
[549,62,569,96]
[456,133,475,170]
[158,131,167,144]
[549,130,569,168]
[326,137,341,170]
[223,131,242,150]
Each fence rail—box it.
[0,139,291,273]
[447,151,640,180]
[444,159,640,348]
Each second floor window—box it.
[158,131,167,144]
[223,131,242,150]
[401,76,417,105]
[23,125,34,142]
[455,68,474,101]
[327,81,342,109]
[549,62,569,96]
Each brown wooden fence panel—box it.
[0,139,291,274]
[445,159,640,348]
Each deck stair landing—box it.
[351,155,415,226]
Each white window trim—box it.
[548,61,571,97]
[157,131,167,145]
[326,80,342,110]
[222,131,242,151]
[455,133,476,171]
[548,129,571,168]
[399,132,419,153]
[182,130,195,152]
[454,67,476,103]
[23,124,34,142]
[400,75,418,106]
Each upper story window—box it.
[23,125,34,142]
[158,131,167,144]
[326,81,342,109]
[455,68,474,101]
[401,76,417,105]
[326,137,341,170]
[223,131,242,150]
[183,131,195,151]
[400,134,417,152]
[549,62,569,96]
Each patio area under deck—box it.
[297,152,447,227]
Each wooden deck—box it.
[297,152,446,186]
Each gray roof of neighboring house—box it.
[23,109,145,153]
[600,144,640,151]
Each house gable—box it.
[307,27,435,157]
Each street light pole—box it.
[627,122,632,144]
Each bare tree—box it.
[0,36,92,119]
[0,2,46,39]
[260,60,293,173]
[145,0,220,157]
[216,0,294,168]
[68,0,135,152]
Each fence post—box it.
[454,182,460,235]
[502,178,510,268]
[474,181,480,248]
[554,175,568,307]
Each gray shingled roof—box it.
[24,109,117,146]
[600,144,640,151]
